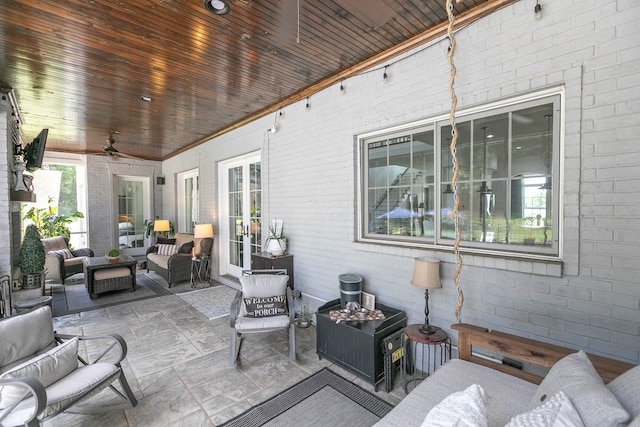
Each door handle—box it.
[244,225,249,237]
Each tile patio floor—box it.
[42,276,405,426]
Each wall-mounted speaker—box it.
[156,176,165,185]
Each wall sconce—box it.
[156,176,165,185]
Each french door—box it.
[219,152,261,278]
[115,175,151,256]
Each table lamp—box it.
[153,219,171,238]
[411,257,441,334]
[194,223,214,239]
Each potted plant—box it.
[106,248,120,263]
[19,224,46,289]
[22,197,84,240]
[265,218,287,256]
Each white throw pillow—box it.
[529,351,628,427]
[421,383,487,427]
[0,337,79,409]
[607,365,640,419]
[49,248,73,259]
[507,391,585,427]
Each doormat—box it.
[51,273,171,317]
[176,284,237,319]
[220,368,394,427]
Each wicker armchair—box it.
[41,236,94,284]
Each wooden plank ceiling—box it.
[0,0,515,161]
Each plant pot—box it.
[22,271,45,290]
[266,239,287,256]
[106,256,119,263]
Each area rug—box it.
[176,284,237,319]
[51,273,171,317]
[221,368,394,427]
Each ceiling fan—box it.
[98,133,142,160]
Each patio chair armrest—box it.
[145,245,157,256]
[286,288,295,323]
[71,247,94,257]
[56,333,128,365]
[229,290,242,327]
[0,377,46,426]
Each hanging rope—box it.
[446,0,464,323]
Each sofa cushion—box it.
[0,306,56,369]
[41,236,67,252]
[421,383,487,427]
[0,337,78,409]
[507,391,584,427]
[528,351,628,427]
[147,253,170,269]
[373,359,537,427]
[607,365,640,420]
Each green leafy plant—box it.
[22,197,84,239]
[106,248,120,258]
[19,224,46,274]
[143,217,175,238]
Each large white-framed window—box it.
[31,155,88,249]
[177,168,199,233]
[358,89,563,259]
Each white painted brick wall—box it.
[157,0,640,363]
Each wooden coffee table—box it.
[83,255,137,298]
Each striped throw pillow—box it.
[156,244,178,256]
[49,249,73,259]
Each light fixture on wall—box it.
[153,220,171,238]
[534,1,542,18]
[156,176,165,185]
[204,0,230,15]
[411,257,441,335]
[340,79,345,94]
[305,97,310,110]
[383,66,389,81]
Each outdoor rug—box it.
[221,368,394,427]
[177,284,237,319]
[51,273,171,317]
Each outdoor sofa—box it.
[146,232,213,287]
[375,323,639,427]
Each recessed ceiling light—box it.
[140,96,153,103]
[204,0,230,15]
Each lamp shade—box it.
[153,219,171,232]
[411,257,441,290]
[194,223,214,239]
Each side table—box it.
[190,256,211,288]
[402,324,451,393]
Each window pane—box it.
[360,92,559,257]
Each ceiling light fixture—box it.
[534,1,542,18]
[140,96,153,103]
[204,0,230,15]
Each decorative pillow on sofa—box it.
[607,365,640,420]
[156,243,178,256]
[528,351,629,427]
[420,383,487,427]
[244,295,287,317]
[0,337,79,409]
[178,241,194,254]
[49,248,74,259]
[507,391,584,427]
